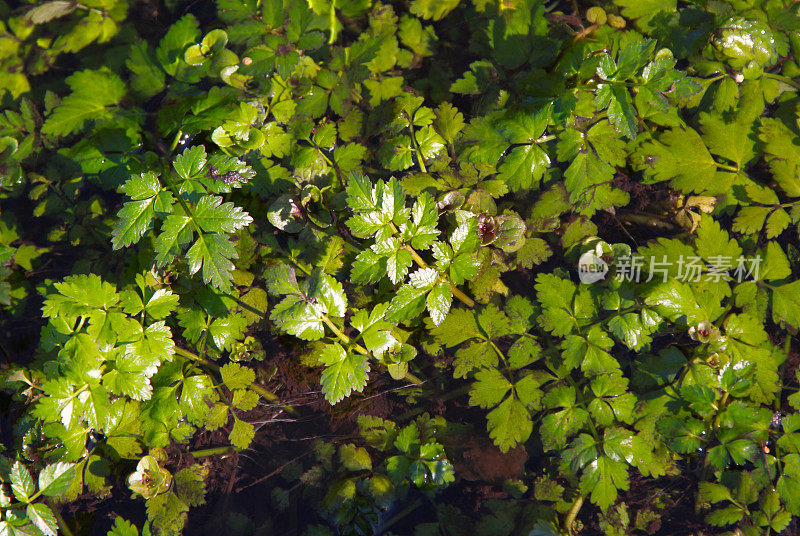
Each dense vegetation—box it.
[2,0,800,534]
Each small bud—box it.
[242,56,253,66]
[688,321,721,343]
[608,14,626,29]
[586,7,607,25]
[733,72,744,83]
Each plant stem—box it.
[712,391,730,429]
[284,234,427,385]
[618,212,677,230]
[715,161,739,173]
[285,256,424,384]
[398,244,475,308]
[248,383,282,404]
[449,283,475,308]
[564,495,584,534]
[173,346,282,404]
[175,345,218,368]
[584,305,642,331]
[380,498,423,533]
[775,334,793,411]
[763,72,800,91]
[705,74,727,84]
[168,129,183,154]
[320,314,423,384]
[321,314,354,346]
[313,140,337,170]
[48,501,75,536]
[159,174,209,249]
[401,370,424,385]
[190,446,233,457]
[567,375,600,439]
[408,127,428,173]
[488,340,507,364]
[328,0,337,44]
[571,23,599,44]
[403,244,429,269]
[223,291,266,319]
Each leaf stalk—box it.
[564,495,585,534]
[173,346,282,404]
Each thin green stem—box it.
[381,498,423,532]
[775,334,793,411]
[321,314,353,346]
[401,243,429,269]
[712,391,730,429]
[401,370,423,385]
[168,129,183,154]
[159,174,205,242]
[248,382,282,403]
[583,305,642,331]
[48,501,74,536]
[222,292,266,319]
[395,242,474,308]
[402,244,475,307]
[198,316,210,361]
[567,376,600,439]
[320,315,423,384]
[292,260,312,276]
[174,345,218,369]
[564,495,585,534]
[190,446,233,457]
[488,340,507,364]
[408,126,428,173]
[312,139,337,171]
[282,257,423,384]
[763,72,800,91]
[173,346,282,404]
[715,161,739,173]
[328,0,337,44]
[450,285,475,308]
[618,212,678,230]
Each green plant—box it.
[0,459,74,536]
[3,0,800,534]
